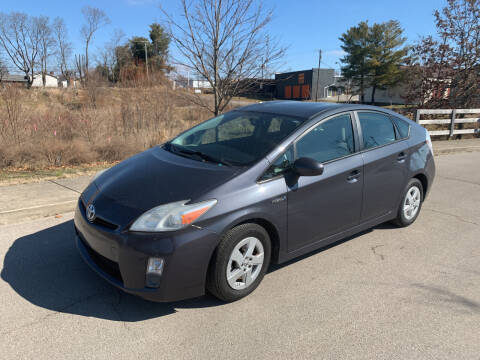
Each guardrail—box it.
[415,109,480,137]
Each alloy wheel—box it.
[403,185,421,220]
[226,237,265,290]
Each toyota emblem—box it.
[86,204,96,222]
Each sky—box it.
[0,0,447,75]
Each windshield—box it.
[166,110,304,166]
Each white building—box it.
[192,80,212,89]
[364,85,407,105]
[60,78,80,88]
[30,73,59,88]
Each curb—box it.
[0,200,77,226]
[433,146,480,155]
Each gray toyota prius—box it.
[75,101,435,302]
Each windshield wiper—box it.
[167,143,233,167]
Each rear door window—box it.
[358,112,396,150]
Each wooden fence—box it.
[415,109,480,137]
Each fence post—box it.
[449,109,456,137]
[415,109,420,123]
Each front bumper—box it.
[74,200,221,302]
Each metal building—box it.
[275,68,344,100]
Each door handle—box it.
[397,152,407,162]
[347,170,361,182]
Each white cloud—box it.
[324,49,347,57]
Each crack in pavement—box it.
[437,175,480,187]
[423,208,480,227]
[343,256,365,265]
[371,245,385,260]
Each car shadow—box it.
[269,228,371,272]
[268,222,397,272]
[2,219,399,322]
[1,220,224,323]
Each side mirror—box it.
[292,157,324,177]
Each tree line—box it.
[0,0,282,116]
[1,0,477,110]
[339,0,480,108]
[0,6,170,87]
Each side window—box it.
[260,146,294,181]
[358,112,396,149]
[295,114,355,163]
[391,116,410,139]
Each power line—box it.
[321,60,337,69]
[315,49,321,102]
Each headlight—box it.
[130,199,217,232]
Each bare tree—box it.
[162,0,285,115]
[52,17,73,85]
[37,16,55,87]
[0,12,41,87]
[0,56,7,83]
[404,0,480,108]
[96,29,125,83]
[75,54,86,82]
[80,6,110,83]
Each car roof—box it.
[237,101,403,120]
[239,101,342,119]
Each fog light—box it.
[147,257,164,275]
[146,257,164,288]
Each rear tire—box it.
[207,223,271,302]
[392,178,424,227]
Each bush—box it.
[0,85,225,170]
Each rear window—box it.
[392,116,410,139]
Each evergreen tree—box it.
[340,20,408,104]
[339,21,370,103]
[149,23,170,59]
[368,21,408,104]
[129,36,153,63]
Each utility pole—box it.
[261,57,264,80]
[315,49,322,102]
[144,42,149,80]
[260,57,264,91]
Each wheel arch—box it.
[234,218,281,264]
[204,216,281,285]
[412,172,428,199]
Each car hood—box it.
[82,146,240,227]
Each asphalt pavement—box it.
[0,149,479,359]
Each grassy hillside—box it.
[0,85,224,172]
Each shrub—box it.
[0,85,229,170]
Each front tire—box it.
[393,178,424,227]
[207,223,271,302]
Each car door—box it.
[355,111,409,222]
[286,112,364,252]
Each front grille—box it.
[79,235,123,284]
[93,217,118,230]
[79,200,118,230]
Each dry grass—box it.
[0,84,219,171]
